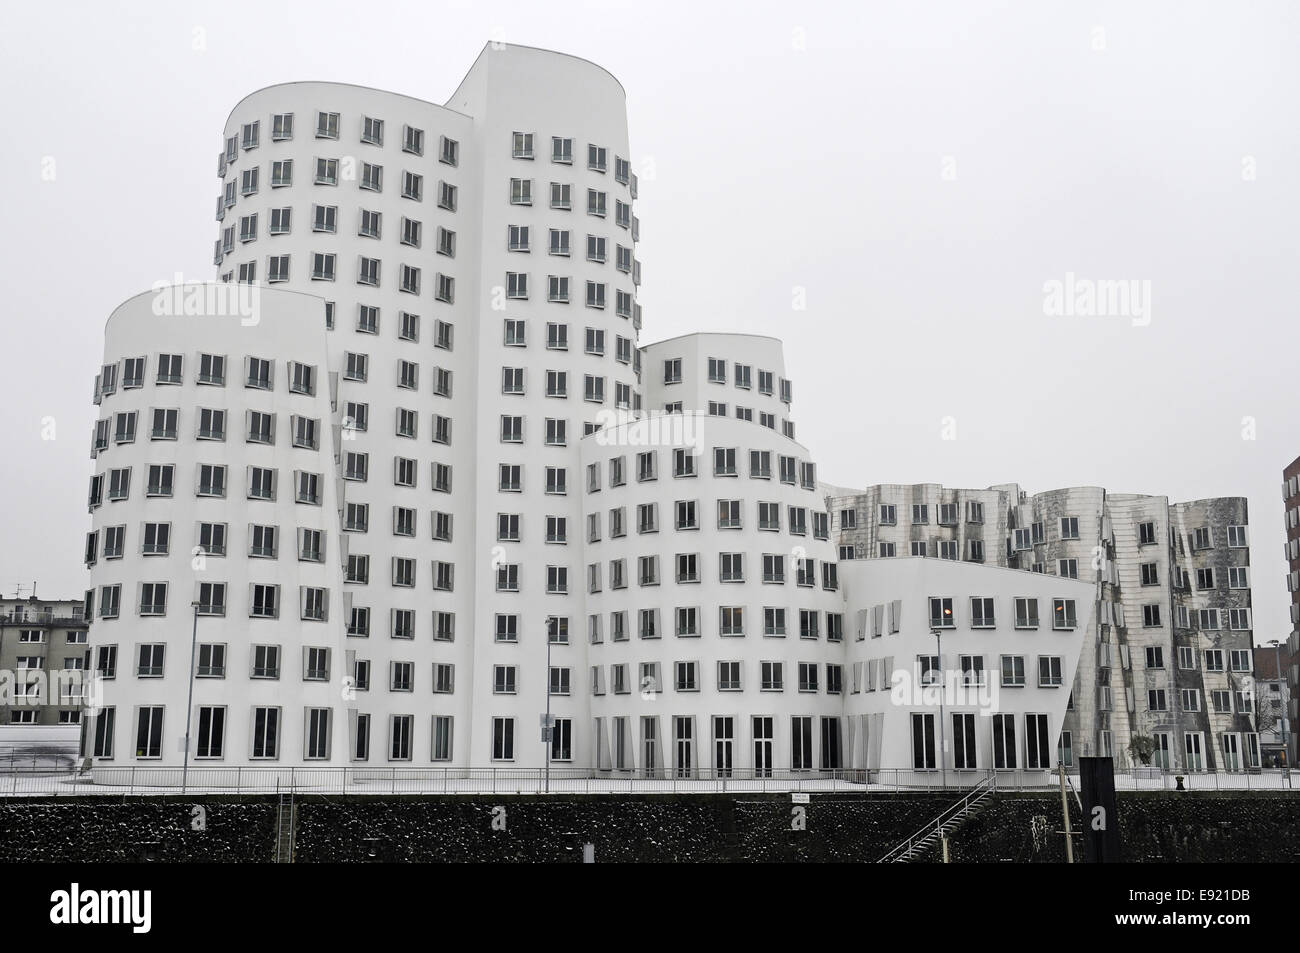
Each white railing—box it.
[0,761,1295,797]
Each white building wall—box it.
[580,413,841,775]
[449,46,639,768]
[216,81,479,766]
[87,286,344,773]
[841,558,1093,775]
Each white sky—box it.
[1,0,1296,639]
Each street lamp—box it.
[932,626,947,789]
[542,616,555,794]
[182,600,201,795]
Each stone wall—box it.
[917,792,1300,863]
[0,799,277,862]
[292,794,953,863]
[1,791,1296,863]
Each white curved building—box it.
[87,286,343,769]
[82,43,1085,782]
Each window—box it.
[299,581,328,620]
[912,713,937,770]
[1037,656,1063,687]
[720,606,744,636]
[379,658,411,692]
[432,664,455,694]
[313,157,339,187]
[403,124,424,155]
[492,718,514,761]
[357,115,384,146]
[142,522,170,555]
[136,643,165,677]
[135,707,164,759]
[928,597,954,628]
[250,584,279,619]
[970,597,995,628]
[718,661,742,692]
[197,408,226,441]
[268,112,293,142]
[1052,599,1077,629]
[509,177,532,205]
[674,661,699,693]
[761,661,784,691]
[1000,655,1026,687]
[154,353,183,385]
[439,135,459,166]
[107,467,131,501]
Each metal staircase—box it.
[876,774,996,863]
[274,787,296,863]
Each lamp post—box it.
[543,616,554,794]
[932,625,947,789]
[182,600,201,795]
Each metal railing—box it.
[0,614,85,627]
[0,761,1296,797]
[877,773,996,863]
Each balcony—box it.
[1,613,87,627]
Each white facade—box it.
[842,558,1092,775]
[829,483,1260,772]
[86,287,341,768]
[83,43,1093,782]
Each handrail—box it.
[2,764,1297,797]
[877,773,995,863]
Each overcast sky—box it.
[1,0,1295,638]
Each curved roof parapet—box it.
[223,81,473,131]
[104,282,327,334]
[1169,495,1249,508]
[641,331,786,350]
[447,41,627,103]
